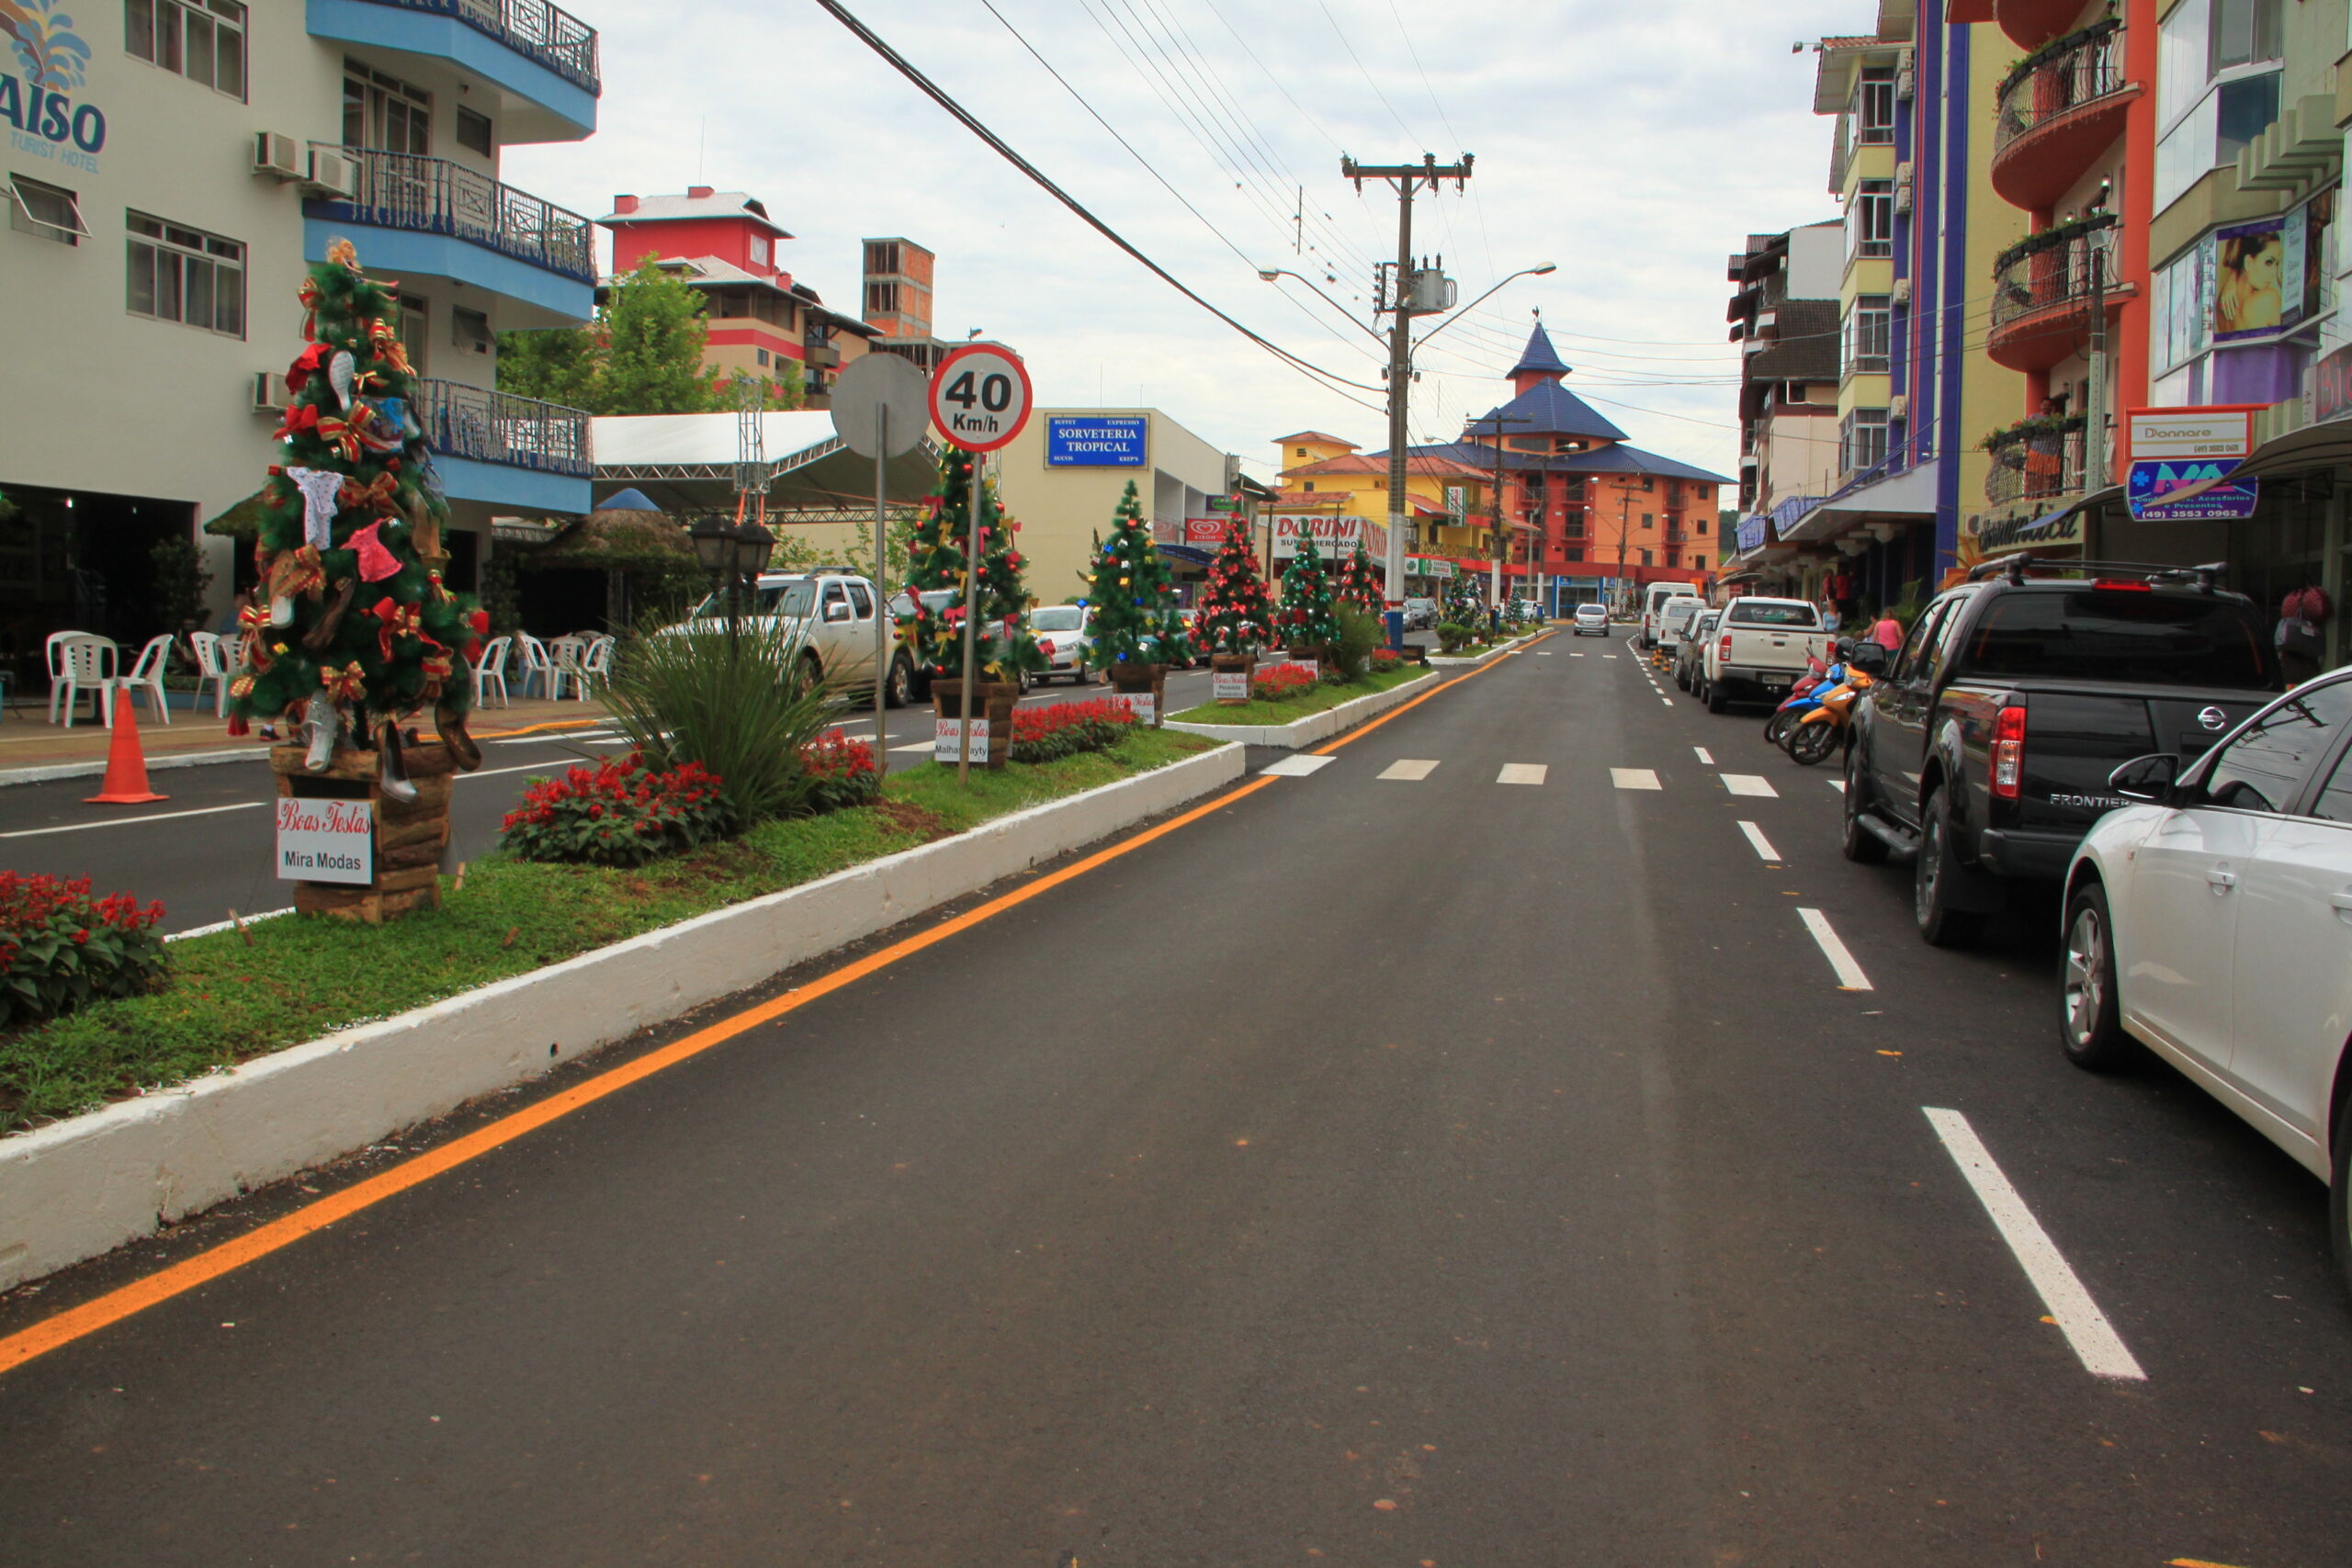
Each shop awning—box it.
[2224,415,2352,482]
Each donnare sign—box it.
[929,344,1033,453]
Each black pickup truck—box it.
[1841,558,2283,946]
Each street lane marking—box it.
[1796,908,1872,990]
[0,631,1547,1380]
[1720,773,1779,798]
[1261,754,1334,776]
[491,730,616,746]
[1535,651,1553,657]
[1611,768,1661,790]
[1569,652,1585,658]
[1378,760,1439,781]
[889,741,938,752]
[1828,779,1847,795]
[1692,747,1713,763]
[0,802,264,839]
[1923,1107,2147,1382]
[1660,698,1673,707]
[1601,655,1617,660]
[167,908,292,942]
[458,761,596,782]
[1497,763,1547,785]
[1736,821,1781,862]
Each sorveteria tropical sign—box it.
[1046,415,1147,467]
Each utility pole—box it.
[2085,240,2108,510]
[1344,152,1473,604]
[1478,408,1531,618]
[1614,489,1636,615]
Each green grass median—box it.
[1166,665,1430,726]
[0,728,1217,1135]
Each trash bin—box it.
[1384,609,1406,651]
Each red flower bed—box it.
[802,728,881,812]
[1249,665,1317,703]
[0,872,167,1028]
[1010,698,1138,762]
[500,753,732,867]
[1370,647,1404,671]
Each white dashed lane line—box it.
[1378,759,1440,781]
[1720,773,1779,798]
[1497,763,1548,785]
[1796,907,1872,991]
[1261,754,1335,777]
[1923,1107,2148,1382]
[1692,747,1713,763]
[1736,820,1781,862]
[1828,779,1848,795]
[1610,768,1661,791]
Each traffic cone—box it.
[85,686,167,805]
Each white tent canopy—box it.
[590,412,941,519]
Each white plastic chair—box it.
[574,635,614,697]
[188,631,232,716]
[119,633,175,726]
[548,635,588,701]
[470,635,512,708]
[518,634,560,699]
[47,633,116,728]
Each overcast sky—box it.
[506,0,1860,487]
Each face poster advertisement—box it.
[2213,218,2286,341]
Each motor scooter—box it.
[1760,652,1835,749]
[1785,664,1874,765]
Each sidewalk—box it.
[0,694,609,785]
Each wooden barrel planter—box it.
[1210,652,1256,705]
[270,739,456,922]
[931,678,1017,769]
[1108,660,1167,727]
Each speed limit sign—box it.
[928,344,1034,453]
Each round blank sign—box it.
[829,352,932,458]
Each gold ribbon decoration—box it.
[318,661,367,705]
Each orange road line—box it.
[0,629,1532,1375]
[471,716,608,739]
[2167,1560,2253,1567]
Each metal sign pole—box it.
[957,450,981,784]
[873,406,889,747]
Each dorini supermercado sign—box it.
[1270,513,1368,558]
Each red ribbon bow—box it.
[272,404,320,444]
[312,415,360,464]
[319,662,367,704]
[369,597,424,662]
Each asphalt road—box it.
[0,664,1221,936]
[5,633,2349,1565]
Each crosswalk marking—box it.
[1611,768,1661,791]
[1497,762,1548,785]
[1720,773,1778,798]
[1692,747,1713,764]
[1736,820,1781,862]
[1261,754,1335,777]
[1378,759,1440,781]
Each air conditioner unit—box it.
[1894,160,1914,214]
[301,147,356,199]
[253,131,302,182]
[1893,277,1913,307]
[252,370,292,412]
[1895,63,1915,102]
[1889,394,1910,422]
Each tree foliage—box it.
[1083,479,1190,670]
[495,256,805,415]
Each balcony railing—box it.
[354,0,600,94]
[1992,214,2119,331]
[415,378,592,478]
[317,149,596,283]
[1983,415,2086,506]
[1994,21,2123,155]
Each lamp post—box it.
[689,515,778,659]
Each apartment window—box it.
[399,296,427,374]
[1692,555,1707,571]
[1695,517,1708,536]
[756,347,771,367]
[6,175,87,243]
[1302,481,1316,492]
[2155,0,2283,211]
[1845,294,1891,374]
[451,305,491,355]
[345,61,430,153]
[1641,513,1654,529]
[455,106,493,157]
[865,280,899,315]
[865,240,901,276]
[1642,476,1655,491]
[126,212,243,335]
[1639,549,1654,567]
[1856,66,1896,146]
[749,235,771,268]
[1852,181,1894,259]
[1565,547,1584,562]
[127,0,246,99]
[1841,407,1890,474]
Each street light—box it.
[1257,267,1389,350]
[1411,263,1556,351]
[690,515,779,655]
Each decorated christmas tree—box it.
[1083,479,1191,671]
[1443,573,1485,629]
[232,241,489,799]
[1278,534,1340,655]
[897,447,1046,684]
[1336,543,1385,615]
[1195,520,1277,657]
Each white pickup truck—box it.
[1700,596,1831,713]
[685,571,927,705]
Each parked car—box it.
[1843,558,2282,945]
[1031,604,1094,684]
[1657,599,1708,673]
[884,588,962,703]
[1403,596,1441,631]
[1700,596,1829,712]
[684,571,919,703]
[1571,602,1610,637]
[2058,670,2352,1291]
[1673,609,1719,691]
[1638,582,1702,650]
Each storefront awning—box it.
[2226,415,2352,482]
[1778,464,1938,544]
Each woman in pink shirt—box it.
[1869,613,1905,651]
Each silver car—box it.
[1571,603,1610,637]
[1674,610,1718,690]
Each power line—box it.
[817,0,1388,411]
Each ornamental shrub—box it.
[1009,698,1138,763]
[0,874,167,1029]
[1436,622,1473,653]
[500,753,733,867]
[1249,665,1317,703]
[1334,604,1385,681]
[802,728,882,813]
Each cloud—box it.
[505,0,1856,486]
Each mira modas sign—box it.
[2126,458,2259,521]
[1045,415,1148,467]
[928,344,1033,453]
[276,797,373,886]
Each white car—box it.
[2061,671,2352,1289]
[1031,604,1094,684]
[1701,596,1829,712]
[1638,582,1702,649]
[1572,602,1610,637]
[682,571,899,697]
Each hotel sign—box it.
[0,0,109,171]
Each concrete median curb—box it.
[0,741,1245,1292]
[1426,630,1542,668]
[1161,669,1440,750]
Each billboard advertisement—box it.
[2214,218,2287,341]
[1045,415,1148,467]
[1182,517,1228,546]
